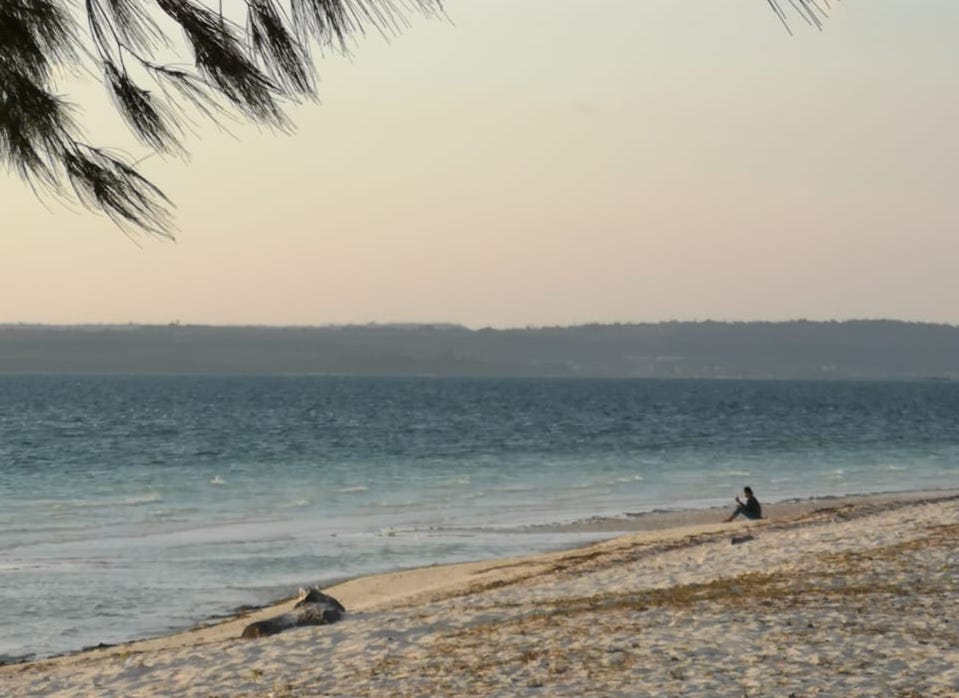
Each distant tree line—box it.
[1,318,953,380]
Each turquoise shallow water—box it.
[2,375,958,661]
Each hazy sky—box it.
[2,1,958,327]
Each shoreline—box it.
[3,487,957,679]
[514,486,956,534]
[0,488,933,666]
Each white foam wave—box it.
[378,526,422,538]
[568,481,598,490]
[613,474,644,484]
[50,492,163,510]
[490,485,535,494]
[124,492,163,506]
[336,485,369,493]
[435,475,472,488]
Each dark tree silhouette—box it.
[0,0,832,236]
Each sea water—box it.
[2,375,958,661]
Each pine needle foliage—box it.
[1,0,834,236]
[767,0,836,34]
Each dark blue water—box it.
[2,376,958,660]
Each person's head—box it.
[743,486,753,497]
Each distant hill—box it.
[1,321,958,380]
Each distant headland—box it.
[1,320,957,380]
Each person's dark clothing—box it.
[731,495,762,520]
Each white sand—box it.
[3,490,959,697]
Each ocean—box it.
[2,375,958,661]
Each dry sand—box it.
[3,490,959,697]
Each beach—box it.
[3,490,958,697]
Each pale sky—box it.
[2,1,958,327]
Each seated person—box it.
[725,486,762,522]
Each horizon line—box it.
[2,318,958,331]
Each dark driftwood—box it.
[241,589,345,639]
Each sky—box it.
[2,0,958,328]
